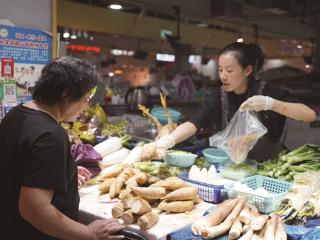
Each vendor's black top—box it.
[0,105,79,239]
[191,80,290,142]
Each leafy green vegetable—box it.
[257,144,320,182]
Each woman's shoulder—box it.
[262,81,289,99]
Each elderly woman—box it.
[0,57,124,239]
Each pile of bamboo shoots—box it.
[95,164,200,230]
[192,197,287,240]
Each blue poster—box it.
[0,25,52,64]
[0,25,52,118]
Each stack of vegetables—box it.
[67,104,128,144]
[192,197,287,240]
[93,135,139,167]
[132,157,209,179]
[94,164,200,230]
[275,171,320,225]
[257,144,320,182]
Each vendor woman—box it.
[155,42,317,161]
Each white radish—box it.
[94,137,122,157]
[201,196,247,239]
[251,215,268,231]
[274,218,287,240]
[206,165,218,184]
[189,165,200,181]
[122,146,143,164]
[238,229,254,240]
[101,148,130,167]
[229,218,242,240]
[98,163,123,180]
[199,168,208,183]
[239,204,251,225]
[191,198,240,236]
[264,215,277,240]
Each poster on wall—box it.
[0,24,52,119]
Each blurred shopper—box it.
[153,42,316,161]
[0,57,124,239]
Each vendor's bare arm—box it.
[19,187,92,240]
[169,121,197,145]
[272,99,316,122]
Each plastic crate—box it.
[225,175,292,213]
[178,173,227,204]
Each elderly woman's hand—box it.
[240,95,274,112]
[87,219,125,240]
[77,166,92,187]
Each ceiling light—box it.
[237,37,244,43]
[108,72,114,77]
[63,32,70,39]
[83,31,88,39]
[109,4,122,10]
[197,23,208,28]
[297,44,303,49]
[70,31,77,39]
[305,64,310,69]
[156,53,175,62]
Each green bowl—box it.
[164,151,197,168]
[202,148,230,165]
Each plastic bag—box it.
[71,144,102,177]
[209,110,267,164]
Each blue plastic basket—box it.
[178,173,227,204]
[225,175,292,214]
[151,106,181,125]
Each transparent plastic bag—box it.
[209,110,267,164]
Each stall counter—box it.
[79,185,213,240]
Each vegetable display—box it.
[94,165,200,230]
[94,135,131,158]
[275,171,320,225]
[257,144,320,182]
[192,197,287,240]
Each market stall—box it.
[71,97,320,240]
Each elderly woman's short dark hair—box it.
[32,57,100,105]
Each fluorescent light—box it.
[237,37,244,43]
[156,53,175,62]
[188,55,201,64]
[63,32,70,38]
[111,49,135,56]
[109,4,122,10]
[197,23,208,28]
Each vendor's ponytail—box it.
[247,43,264,77]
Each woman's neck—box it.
[25,101,61,122]
[233,79,248,95]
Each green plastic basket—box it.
[225,175,292,213]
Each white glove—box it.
[240,95,274,112]
[156,134,176,150]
